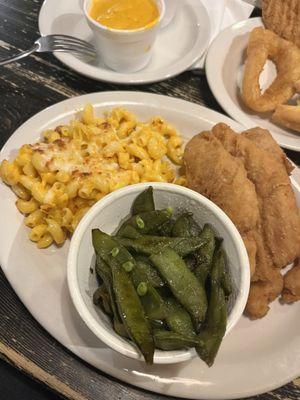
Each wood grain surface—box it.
[0,1,299,399]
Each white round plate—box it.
[38,0,211,85]
[206,17,300,152]
[0,92,300,399]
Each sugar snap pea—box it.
[117,235,208,257]
[196,247,227,367]
[92,229,135,268]
[165,298,196,337]
[132,186,155,215]
[117,210,171,236]
[132,256,165,288]
[153,330,201,351]
[193,224,215,284]
[150,247,207,328]
[172,212,201,238]
[111,260,154,364]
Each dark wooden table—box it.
[0,1,299,399]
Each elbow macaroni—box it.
[0,106,185,248]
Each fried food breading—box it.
[281,260,300,303]
[241,27,300,112]
[184,123,300,319]
[272,104,300,133]
[262,0,300,48]
[241,127,294,174]
[212,123,300,269]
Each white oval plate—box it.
[206,17,300,152]
[38,0,211,85]
[0,92,300,399]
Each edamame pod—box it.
[111,260,154,364]
[132,256,165,288]
[116,225,141,239]
[132,186,155,215]
[150,247,207,328]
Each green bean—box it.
[132,186,155,215]
[153,330,201,351]
[194,224,215,284]
[132,256,164,288]
[165,298,196,337]
[111,260,154,364]
[92,229,135,268]
[150,247,207,328]
[117,235,208,257]
[172,212,201,238]
[117,210,171,236]
[196,248,227,367]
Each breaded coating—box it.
[263,0,300,48]
[281,260,300,303]
[184,123,300,319]
[212,123,300,269]
[241,127,294,175]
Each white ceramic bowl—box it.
[83,0,165,73]
[161,0,179,28]
[68,183,250,364]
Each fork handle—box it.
[0,44,39,66]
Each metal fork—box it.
[0,34,96,66]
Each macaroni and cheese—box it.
[0,106,185,248]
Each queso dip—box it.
[89,0,160,30]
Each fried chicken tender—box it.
[262,0,300,48]
[281,260,300,304]
[212,123,300,269]
[241,28,300,112]
[184,131,259,278]
[184,123,300,319]
[241,127,294,175]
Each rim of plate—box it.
[38,0,211,84]
[0,91,299,399]
[205,17,300,152]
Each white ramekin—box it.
[67,183,250,365]
[83,0,165,73]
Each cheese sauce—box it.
[89,0,159,30]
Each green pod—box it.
[150,247,208,328]
[152,219,174,237]
[92,229,136,268]
[219,249,232,297]
[131,264,166,320]
[193,224,216,284]
[132,186,155,215]
[153,330,201,351]
[150,319,166,330]
[196,247,227,367]
[118,235,208,257]
[172,212,201,238]
[165,298,196,337]
[93,285,112,316]
[184,254,197,271]
[111,260,154,364]
[116,225,141,239]
[117,210,171,236]
[95,255,126,332]
[132,256,165,288]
